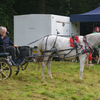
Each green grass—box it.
[1,61,100,100]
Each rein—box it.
[80,37,92,61]
[79,36,100,61]
[27,34,73,45]
[27,38,42,45]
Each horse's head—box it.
[86,33,100,49]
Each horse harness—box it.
[43,35,91,60]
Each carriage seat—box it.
[0,52,10,57]
[0,45,10,57]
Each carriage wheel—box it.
[0,60,12,80]
[21,62,29,70]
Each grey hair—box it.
[0,26,7,32]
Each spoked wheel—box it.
[0,60,12,80]
[20,62,29,70]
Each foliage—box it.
[13,0,39,15]
[0,0,16,38]
[45,0,70,16]
[0,0,100,39]
[70,0,99,14]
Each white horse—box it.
[37,33,100,79]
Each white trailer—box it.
[14,14,80,47]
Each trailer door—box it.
[56,21,69,35]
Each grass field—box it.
[1,61,100,100]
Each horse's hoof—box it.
[79,77,82,79]
[42,76,45,79]
[49,76,53,78]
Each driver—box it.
[0,26,23,65]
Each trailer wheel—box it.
[0,60,12,80]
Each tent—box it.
[70,6,100,22]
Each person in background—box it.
[0,26,23,65]
[92,26,100,63]
[93,26,99,33]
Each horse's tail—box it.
[35,39,44,62]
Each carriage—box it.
[0,45,37,80]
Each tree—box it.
[70,0,100,15]
[92,0,100,9]
[0,0,99,40]
[13,0,39,15]
[39,0,46,14]
[0,0,16,39]
[45,0,70,16]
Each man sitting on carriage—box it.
[0,26,24,65]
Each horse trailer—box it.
[14,14,80,47]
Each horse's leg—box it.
[42,62,46,78]
[42,56,49,78]
[79,54,87,79]
[46,56,53,78]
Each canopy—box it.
[70,6,100,22]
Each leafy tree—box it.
[0,0,15,39]
[13,0,39,15]
[45,0,70,16]
[13,0,70,16]
[70,0,100,14]
[39,0,46,14]
[0,0,100,39]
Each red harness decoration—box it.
[70,36,99,61]
[83,36,92,61]
[70,36,80,47]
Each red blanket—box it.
[70,36,80,47]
